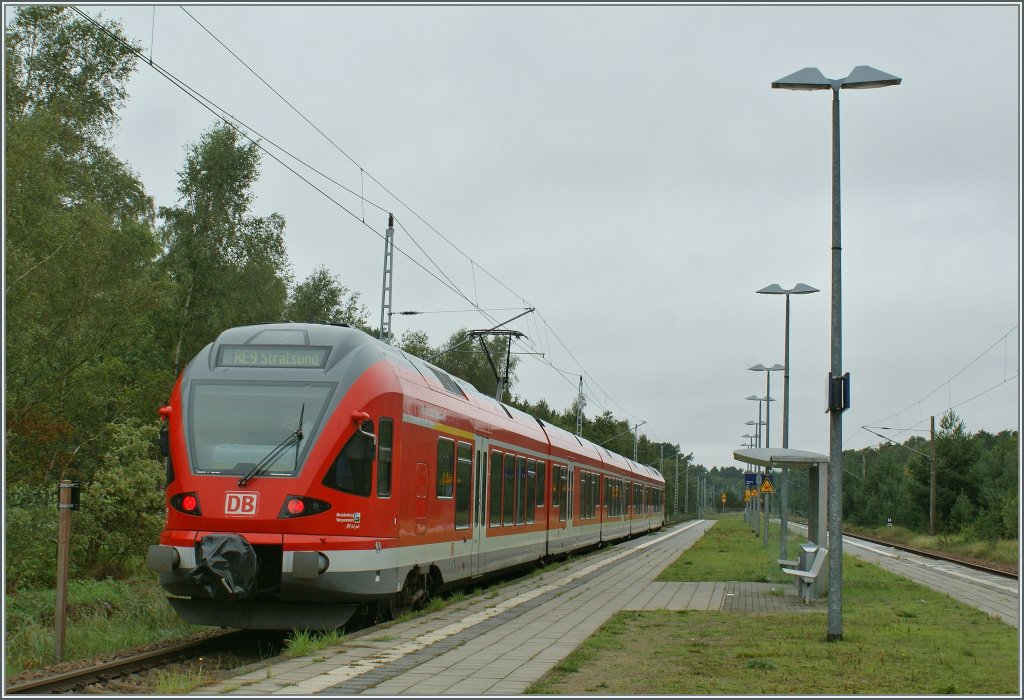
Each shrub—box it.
[74,421,166,578]
[5,482,61,589]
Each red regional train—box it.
[148,322,665,629]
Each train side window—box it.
[377,418,393,498]
[489,450,502,527]
[502,453,515,526]
[436,438,454,499]
[455,442,472,529]
[535,461,545,507]
[585,470,593,519]
[515,456,526,525]
[323,420,374,497]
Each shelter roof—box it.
[733,448,829,468]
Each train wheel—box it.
[387,570,429,619]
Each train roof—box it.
[199,323,663,484]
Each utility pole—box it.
[930,415,937,536]
[576,376,585,437]
[379,214,395,344]
[674,453,679,517]
[685,462,689,514]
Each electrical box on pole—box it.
[827,372,850,413]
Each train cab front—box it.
[148,323,403,630]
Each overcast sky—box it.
[22,3,1020,470]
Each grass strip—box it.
[530,515,1018,695]
[657,513,803,583]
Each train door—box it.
[471,438,489,575]
[566,461,575,549]
[547,461,568,554]
[414,461,428,535]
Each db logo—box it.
[225,492,259,516]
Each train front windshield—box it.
[187,381,336,476]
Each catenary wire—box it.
[172,5,640,421]
[71,6,650,432]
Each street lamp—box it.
[745,396,773,447]
[758,282,819,562]
[773,64,901,642]
[744,419,767,448]
[744,419,767,539]
[749,364,784,447]
[756,284,819,448]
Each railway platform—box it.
[197,519,812,696]
[193,518,1015,696]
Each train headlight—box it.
[170,492,202,515]
[278,495,331,519]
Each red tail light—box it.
[278,495,330,519]
[170,492,202,515]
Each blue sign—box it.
[744,472,756,488]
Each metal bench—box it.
[782,546,828,603]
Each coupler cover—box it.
[188,534,258,600]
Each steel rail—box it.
[843,531,1018,580]
[5,629,246,695]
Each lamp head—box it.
[790,283,819,295]
[843,65,902,89]
[771,67,832,91]
[773,65,901,92]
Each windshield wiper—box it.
[237,404,305,487]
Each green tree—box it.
[970,431,1018,540]
[5,6,171,486]
[397,329,435,359]
[286,265,371,330]
[157,122,291,375]
[932,411,980,532]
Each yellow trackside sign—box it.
[759,476,775,494]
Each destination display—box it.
[216,345,330,369]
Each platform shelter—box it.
[733,448,829,598]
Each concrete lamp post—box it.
[773,64,901,642]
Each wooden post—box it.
[55,480,76,661]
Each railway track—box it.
[780,517,1016,579]
[3,563,526,695]
[843,530,1018,579]
[4,629,274,695]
